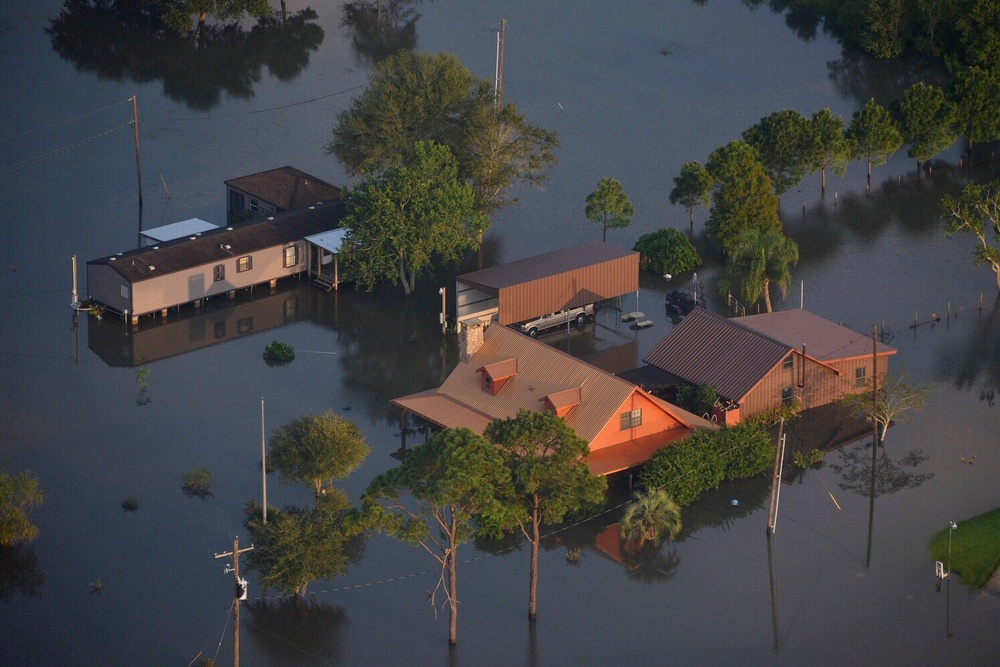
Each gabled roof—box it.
[738,308,896,360]
[225,166,342,210]
[88,201,344,283]
[394,324,704,444]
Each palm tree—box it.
[727,229,799,313]
[619,488,682,549]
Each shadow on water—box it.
[828,440,934,497]
[46,1,323,110]
[244,598,349,664]
[0,544,44,602]
[342,0,422,65]
[936,296,1000,406]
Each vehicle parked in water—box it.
[518,304,595,337]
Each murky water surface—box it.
[2,1,998,664]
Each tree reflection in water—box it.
[342,0,421,65]
[244,598,348,663]
[937,298,1000,407]
[828,442,933,496]
[47,1,323,110]
[0,543,44,601]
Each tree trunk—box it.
[688,205,695,234]
[763,279,773,313]
[529,498,540,620]
[448,544,458,645]
[866,152,872,193]
[821,166,827,195]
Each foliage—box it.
[340,141,479,295]
[929,507,1000,589]
[327,49,558,228]
[360,428,515,645]
[742,109,812,196]
[121,496,139,512]
[620,488,682,549]
[585,177,635,242]
[633,228,701,276]
[268,410,370,497]
[949,65,1000,153]
[181,466,213,499]
[669,162,713,229]
[675,383,717,418]
[0,543,44,601]
[263,340,295,365]
[828,443,934,497]
[639,423,774,506]
[245,490,363,597]
[846,98,903,187]
[804,108,851,194]
[742,401,802,429]
[793,448,826,470]
[725,229,799,313]
[839,373,933,442]
[705,141,781,254]
[157,0,272,33]
[484,409,607,619]
[894,82,956,166]
[0,470,44,547]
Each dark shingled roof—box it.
[224,166,342,211]
[88,201,344,283]
[457,241,638,292]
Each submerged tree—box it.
[705,141,781,254]
[269,410,370,497]
[846,98,903,192]
[0,470,44,547]
[840,373,933,443]
[585,177,635,242]
[633,228,701,276]
[942,179,1000,291]
[485,410,607,621]
[894,82,956,173]
[742,109,812,199]
[620,488,682,549]
[725,229,799,313]
[804,108,851,195]
[360,428,514,646]
[669,162,713,233]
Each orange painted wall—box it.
[590,389,686,451]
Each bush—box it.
[181,466,214,500]
[793,448,826,469]
[263,340,295,366]
[676,384,717,417]
[633,228,701,276]
[639,423,774,506]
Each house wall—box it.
[226,186,278,217]
[87,263,132,314]
[131,241,306,316]
[590,389,686,452]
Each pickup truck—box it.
[518,304,595,337]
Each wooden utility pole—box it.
[215,537,254,667]
[261,397,267,525]
[495,19,506,111]
[131,96,143,210]
[766,418,786,535]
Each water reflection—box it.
[936,298,1000,406]
[47,1,323,110]
[342,0,421,65]
[244,598,349,664]
[828,441,934,497]
[0,544,44,601]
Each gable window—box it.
[856,366,867,387]
[214,264,225,282]
[619,408,642,430]
[250,198,260,214]
[284,245,298,268]
[120,284,130,299]
[783,355,793,371]
[237,256,252,273]
[483,376,494,393]
[782,387,794,405]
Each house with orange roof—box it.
[392,320,716,476]
[642,308,896,425]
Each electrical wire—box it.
[0,98,132,144]
[0,122,133,175]
[212,600,235,665]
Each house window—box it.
[619,409,642,430]
[856,366,867,387]
[284,245,298,268]
[237,316,253,334]
[237,256,252,273]
[214,264,225,282]
[120,284,130,299]
[783,355,793,371]
[250,198,260,214]
[483,376,494,393]
[782,387,794,405]
[214,321,226,339]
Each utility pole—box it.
[494,18,506,112]
[131,96,143,211]
[215,537,253,667]
[261,397,267,525]
[766,418,786,535]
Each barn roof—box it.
[225,166,342,210]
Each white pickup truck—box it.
[518,304,596,337]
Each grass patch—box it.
[929,507,1000,589]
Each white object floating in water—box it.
[730,499,739,507]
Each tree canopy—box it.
[726,229,800,313]
[484,410,606,620]
[585,177,635,242]
[804,108,851,195]
[268,410,370,497]
[361,428,515,645]
[846,98,903,190]
[339,141,480,295]
[669,161,713,231]
[158,0,272,33]
[705,141,781,254]
[895,82,956,168]
[742,109,812,197]
[942,179,1000,290]
[840,373,933,443]
[949,65,1000,154]
[0,470,43,547]
[620,488,682,549]
[633,228,701,277]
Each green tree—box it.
[327,50,558,238]
[620,488,682,549]
[804,108,851,195]
[669,162,713,233]
[942,179,1000,290]
[840,373,933,443]
[860,0,910,58]
[360,428,514,646]
[585,177,635,242]
[340,141,479,295]
[244,490,362,596]
[955,0,1000,67]
[0,471,43,547]
[484,410,607,620]
[894,82,956,171]
[676,383,718,417]
[742,109,812,198]
[949,65,1000,156]
[705,141,781,255]
[158,0,272,33]
[633,228,701,276]
[846,98,903,192]
[269,410,370,497]
[726,229,799,313]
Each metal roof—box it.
[88,201,344,283]
[305,228,349,254]
[224,166,342,211]
[457,241,639,293]
[140,218,218,243]
[738,308,896,360]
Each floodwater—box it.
[2,1,999,665]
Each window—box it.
[237,316,253,334]
[619,409,642,430]
[214,321,226,339]
[782,387,794,405]
[856,366,867,387]
[250,198,260,214]
[783,355,793,371]
[237,256,252,273]
[284,245,298,268]
[214,264,225,282]
[483,376,494,393]
[120,284,130,299]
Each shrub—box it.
[633,228,701,276]
[263,340,295,366]
[676,384,718,417]
[793,448,826,469]
[181,466,214,500]
[121,496,139,512]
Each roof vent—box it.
[152,246,159,250]
[227,227,233,231]
[267,216,275,220]
[307,206,315,210]
[224,244,232,250]
[109,257,116,261]
[148,265,155,271]
[117,252,123,256]
[189,236,196,240]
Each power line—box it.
[0,98,132,144]
[0,122,133,175]
[143,84,367,124]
